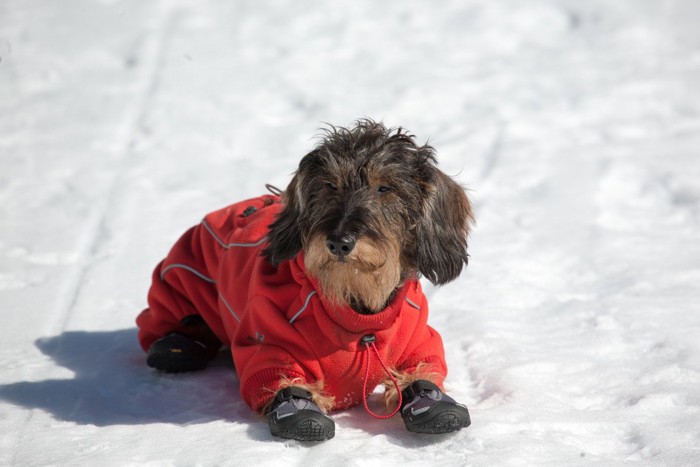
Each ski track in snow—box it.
[1,0,700,465]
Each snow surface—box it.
[2,0,700,465]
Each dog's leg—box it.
[383,362,443,409]
[263,376,336,414]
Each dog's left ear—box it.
[414,166,474,285]
[263,173,305,267]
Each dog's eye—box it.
[377,186,392,194]
[325,182,338,191]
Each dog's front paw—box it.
[267,386,335,442]
[400,380,471,434]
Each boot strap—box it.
[401,380,441,406]
[271,386,314,409]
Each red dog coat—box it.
[137,194,447,412]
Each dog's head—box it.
[263,119,474,313]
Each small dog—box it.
[136,119,474,441]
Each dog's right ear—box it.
[263,173,304,266]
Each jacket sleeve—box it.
[231,295,319,413]
[397,324,448,387]
[395,293,448,388]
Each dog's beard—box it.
[304,235,402,314]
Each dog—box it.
[136,119,474,441]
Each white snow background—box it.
[1,0,700,465]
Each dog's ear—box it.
[414,166,474,285]
[263,173,304,266]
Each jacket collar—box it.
[290,254,412,335]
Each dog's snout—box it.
[326,234,356,258]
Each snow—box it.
[1,0,700,464]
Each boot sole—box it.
[404,403,471,434]
[269,411,335,442]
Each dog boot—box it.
[401,380,471,434]
[146,333,209,373]
[267,386,335,441]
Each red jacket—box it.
[137,195,447,412]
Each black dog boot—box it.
[267,386,335,442]
[401,380,471,434]
[146,333,209,373]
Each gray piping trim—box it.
[219,293,241,323]
[160,263,216,283]
[201,219,229,248]
[226,237,268,248]
[201,219,267,249]
[289,291,317,324]
[405,297,421,311]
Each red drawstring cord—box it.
[362,339,403,419]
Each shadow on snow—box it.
[0,328,258,427]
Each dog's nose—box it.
[326,234,356,258]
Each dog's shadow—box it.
[0,328,258,427]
